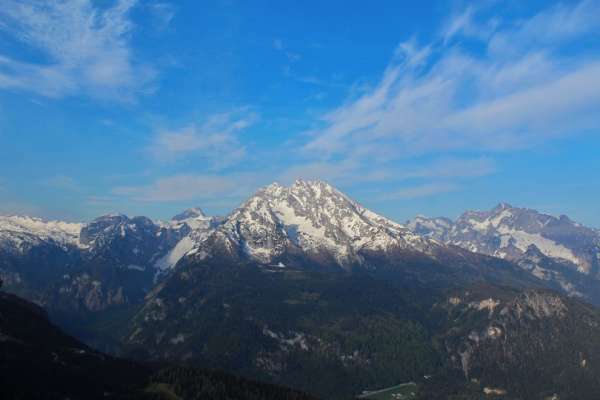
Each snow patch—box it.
[154,236,195,270]
[496,227,582,267]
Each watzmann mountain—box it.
[1,180,600,399]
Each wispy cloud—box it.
[301,0,600,164]
[273,0,600,202]
[147,109,258,169]
[0,0,156,100]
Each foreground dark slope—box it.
[0,291,148,399]
[0,290,318,400]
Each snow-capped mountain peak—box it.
[409,204,600,276]
[153,208,218,272]
[189,180,430,266]
[0,214,85,252]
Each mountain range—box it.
[408,203,600,303]
[1,179,600,399]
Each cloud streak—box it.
[274,0,600,201]
[0,0,156,100]
[300,0,600,167]
[147,109,258,170]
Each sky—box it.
[0,0,599,227]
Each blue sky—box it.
[0,0,599,226]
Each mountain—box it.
[124,259,600,399]
[0,289,318,400]
[3,183,600,398]
[0,214,83,253]
[0,209,216,349]
[422,284,600,399]
[118,181,598,398]
[408,204,600,303]
[0,209,216,300]
[0,288,149,399]
[186,180,432,268]
[172,207,207,221]
[154,208,218,272]
[124,259,439,399]
[184,181,542,288]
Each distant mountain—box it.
[0,215,83,250]
[408,204,600,303]
[172,207,207,221]
[0,209,216,340]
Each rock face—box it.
[408,204,600,302]
[434,285,600,399]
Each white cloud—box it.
[302,1,600,162]
[147,110,258,169]
[488,0,600,56]
[0,0,156,100]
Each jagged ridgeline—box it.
[408,203,600,303]
[1,180,600,398]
